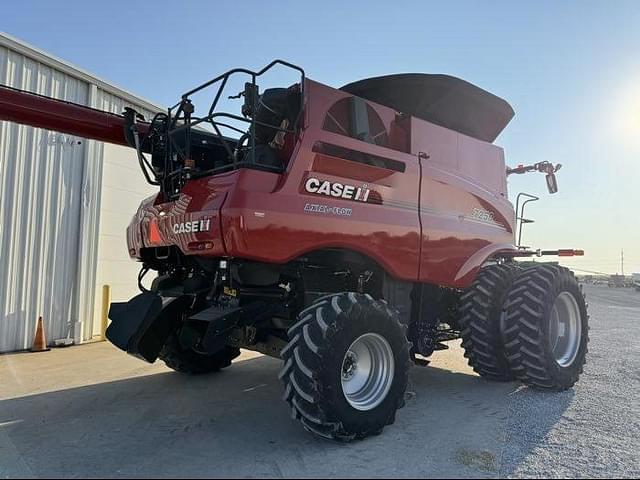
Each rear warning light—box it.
[149,219,162,245]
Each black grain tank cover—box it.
[341,74,514,143]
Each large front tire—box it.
[280,293,411,441]
[503,265,589,390]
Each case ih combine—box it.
[0,61,588,441]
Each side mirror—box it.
[546,172,558,194]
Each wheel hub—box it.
[340,333,395,411]
[548,291,582,367]
[342,351,358,381]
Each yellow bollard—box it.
[101,284,111,341]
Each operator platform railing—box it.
[166,60,305,175]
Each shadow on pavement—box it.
[0,355,570,478]
[498,385,575,477]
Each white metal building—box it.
[0,33,161,352]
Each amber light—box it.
[148,219,162,245]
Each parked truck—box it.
[0,62,588,441]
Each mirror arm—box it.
[507,161,562,194]
[507,161,562,176]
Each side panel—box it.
[412,119,516,288]
[221,81,423,281]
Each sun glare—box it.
[611,80,640,150]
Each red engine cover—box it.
[127,80,517,289]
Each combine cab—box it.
[0,61,589,441]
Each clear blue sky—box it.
[4,0,640,274]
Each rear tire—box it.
[159,333,240,374]
[459,263,521,381]
[280,292,410,441]
[503,265,588,390]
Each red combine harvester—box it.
[0,61,588,441]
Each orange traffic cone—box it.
[31,316,50,352]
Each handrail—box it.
[515,192,539,248]
[158,60,305,198]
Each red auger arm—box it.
[0,84,149,147]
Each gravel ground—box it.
[500,284,640,478]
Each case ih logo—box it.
[304,177,371,202]
[172,219,211,234]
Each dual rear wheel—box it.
[502,265,588,389]
[460,264,588,389]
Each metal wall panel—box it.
[0,45,88,351]
[0,34,161,351]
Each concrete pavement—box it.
[1,284,638,478]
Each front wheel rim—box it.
[548,292,582,367]
[341,333,395,411]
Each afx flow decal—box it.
[304,177,371,202]
[304,203,353,216]
[172,219,211,234]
